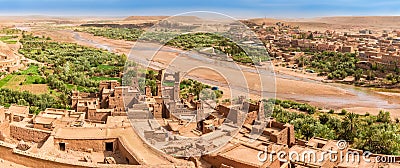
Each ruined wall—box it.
[264,127,289,146]
[217,105,230,118]
[144,130,167,142]
[10,125,50,143]
[270,120,286,130]
[243,101,259,113]
[263,121,295,146]
[53,138,118,152]
[87,109,110,122]
[77,106,88,114]
[152,97,164,118]
[217,105,245,124]
[109,87,125,112]
[285,123,296,147]
[33,123,52,131]
[244,111,258,125]
[0,122,9,140]
[296,139,308,146]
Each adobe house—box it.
[4,105,29,123]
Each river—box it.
[71,31,400,115]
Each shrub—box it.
[377,110,391,123]
[339,109,347,115]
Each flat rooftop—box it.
[54,127,114,139]
[221,145,266,167]
[7,105,29,115]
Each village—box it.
[0,7,399,168]
[0,66,398,167]
[250,21,400,67]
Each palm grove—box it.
[0,28,398,155]
[77,26,399,155]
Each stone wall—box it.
[10,125,50,143]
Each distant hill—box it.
[123,16,204,23]
[311,16,400,27]
[247,16,400,31]
[247,18,284,25]
[123,16,168,21]
[293,16,400,31]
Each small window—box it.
[105,142,113,151]
[44,124,51,128]
[59,143,65,151]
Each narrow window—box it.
[59,143,65,151]
[105,142,113,151]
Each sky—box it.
[0,0,399,18]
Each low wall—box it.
[0,140,146,168]
[10,124,51,143]
[0,141,91,168]
[54,138,118,152]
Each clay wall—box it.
[10,125,50,143]
[53,138,118,152]
[87,109,110,122]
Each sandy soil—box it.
[249,16,400,32]
[0,159,30,168]
[272,64,326,80]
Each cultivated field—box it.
[0,66,49,94]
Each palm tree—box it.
[146,70,157,81]
[354,69,363,81]
[340,113,359,141]
[191,81,204,100]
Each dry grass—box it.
[20,84,49,94]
